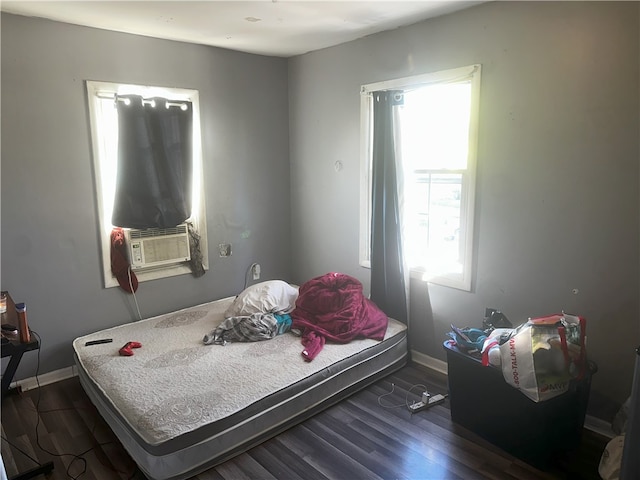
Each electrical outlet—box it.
[252,263,261,280]
[218,243,232,257]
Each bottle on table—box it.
[15,302,31,343]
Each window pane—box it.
[405,173,463,275]
[399,82,471,170]
[97,97,119,233]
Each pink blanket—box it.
[291,272,389,361]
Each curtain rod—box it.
[96,92,189,109]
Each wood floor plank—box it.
[247,435,331,480]
[192,465,226,480]
[341,414,478,480]
[243,443,310,480]
[303,415,418,480]
[279,423,383,480]
[343,391,514,474]
[0,424,19,474]
[213,453,277,480]
[335,402,494,479]
[1,362,608,480]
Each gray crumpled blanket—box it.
[203,313,292,345]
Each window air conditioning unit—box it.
[125,224,191,270]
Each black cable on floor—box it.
[30,330,88,479]
[0,434,41,466]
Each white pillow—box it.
[224,280,299,318]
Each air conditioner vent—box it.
[129,224,188,240]
[125,224,190,270]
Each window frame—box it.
[86,80,208,289]
[359,64,481,291]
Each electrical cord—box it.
[0,434,41,465]
[243,262,259,291]
[31,331,88,479]
[377,382,429,410]
[127,266,143,321]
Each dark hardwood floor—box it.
[1,363,608,480]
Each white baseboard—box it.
[411,349,448,375]
[10,365,77,392]
[584,415,616,439]
[410,349,613,438]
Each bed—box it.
[73,275,408,480]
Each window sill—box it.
[360,260,470,291]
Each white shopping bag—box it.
[499,313,587,402]
[599,435,625,480]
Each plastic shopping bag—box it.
[499,313,586,402]
[599,435,625,480]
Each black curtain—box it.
[621,346,640,479]
[370,90,408,324]
[112,95,193,229]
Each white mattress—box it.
[73,296,408,479]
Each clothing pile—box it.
[203,313,292,346]
[291,272,388,361]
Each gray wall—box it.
[289,1,639,416]
[1,14,291,378]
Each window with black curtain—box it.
[112,94,193,229]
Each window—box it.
[86,81,208,288]
[360,65,481,291]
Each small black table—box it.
[1,293,42,397]
[1,336,40,397]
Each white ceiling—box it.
[1,1,485,57]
